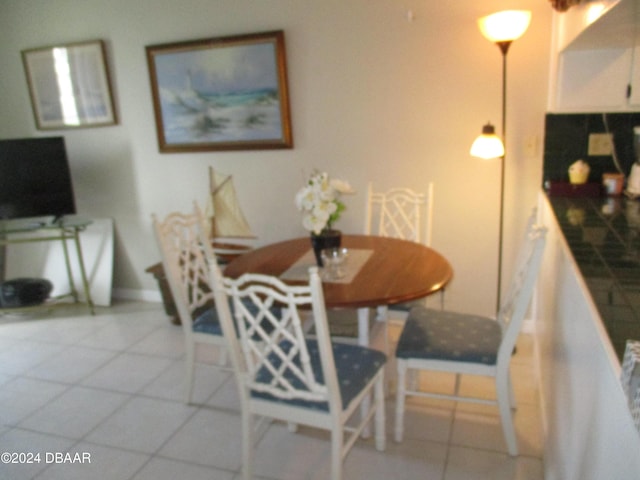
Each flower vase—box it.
[310,229,341,267]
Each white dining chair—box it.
[326,182,436,348]
[209,257,387,480]
[365,182,434,246]
[394,222,547,456]
[152,208,229,404]
[369,181,438,324]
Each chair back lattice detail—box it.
[152,211,214,331]
[365,183,433,246]
[213,267,339,406]
[495,224,547,363]
[234,276,328,402]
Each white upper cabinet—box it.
[549,0,640,112]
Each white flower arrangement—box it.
[295,171,354,235]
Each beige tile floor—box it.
[0,301,544,480]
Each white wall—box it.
[0,0,551,315]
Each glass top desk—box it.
[0,215,95,314]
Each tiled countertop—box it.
[548,194,640,360]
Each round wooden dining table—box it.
[224,234,453,346]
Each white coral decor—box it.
[295,171,354,235]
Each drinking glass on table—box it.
[321,247,349,280]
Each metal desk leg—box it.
[70,227,95,315]
[60,230,79,302]
[0,241,6,283]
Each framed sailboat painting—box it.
[146,30,293,152]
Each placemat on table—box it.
[280,248,373,284]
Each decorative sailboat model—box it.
[206,167,255,263]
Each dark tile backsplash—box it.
[543,112,640,186]
[548,195,640,360]
[545,113,640,360]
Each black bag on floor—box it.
[0,278,53,308]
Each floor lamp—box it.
[470,10,531,312]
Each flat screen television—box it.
[0,136,76,221]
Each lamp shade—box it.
[478,10,532,43]
[470,123,505,159]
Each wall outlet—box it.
[588,133,614,156]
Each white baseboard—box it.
[112,288,161,303]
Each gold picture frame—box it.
[146,30,293,152]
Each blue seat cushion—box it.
[251,339,386,411]
[192,299,280,338]
[192,307,223,336]
[395,306,501,365]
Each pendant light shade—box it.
[470,123,505,159]
[478,10,532,43]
